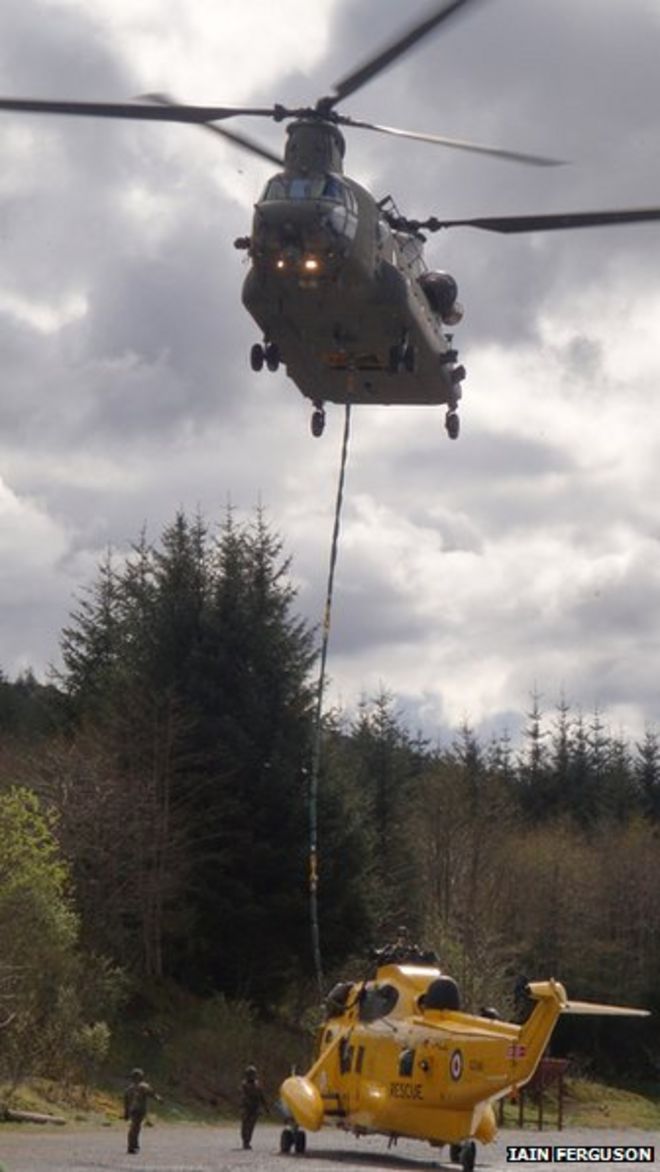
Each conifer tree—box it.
[57,508,317,1003]
[350,691,425,935]
[635,727,660,820]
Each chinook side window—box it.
[358,983,399,1022]
[323,175,345,201]
[261,176,287,201]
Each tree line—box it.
[1,507,659,1087]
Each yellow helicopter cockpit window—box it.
[358,983,399,1022]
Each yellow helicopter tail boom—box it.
[512,980,649,1094]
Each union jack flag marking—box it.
[506,1043,527,1060]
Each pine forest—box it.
[1,508,659,1104]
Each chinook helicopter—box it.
[278,938,649,1170]
[2,0,660,440]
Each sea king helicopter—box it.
[278,934,649,1170]
[2,0,660,439]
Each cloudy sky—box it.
[2,0,660,745]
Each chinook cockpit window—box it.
[260,174,356,208]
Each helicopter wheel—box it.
[445,410,460,440]
[265,341,280,372]
[403,343,415,372]
[387,341,415,374]
[280,1127,294,1154]
[387,343,402,373]
[311,407,326,438]
[294,1129,307,1155]
[250,342,264,372]
[461,1140,477,1172]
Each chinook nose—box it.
[255,200,326,243]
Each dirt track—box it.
[1,1123,658,1172]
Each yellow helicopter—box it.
[3,0,660,439]
[278,937,649,1171]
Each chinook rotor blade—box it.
[140,93,284,166]
[341,116,563,167]
[326,0,480,108]
[422,207,660,233]
[0,96,276,125]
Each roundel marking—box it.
[450,1049,463,1081]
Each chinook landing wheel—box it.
[387,343,401,373]
[265,341,280,372]
[280,1127,294,1154]
[250,342,264,372]
[311,407,326,437]
[445,410,460,440]
[387,341,415,374]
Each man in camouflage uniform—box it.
[123,1067,162,1154]
[240,1064,268,1150]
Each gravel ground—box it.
[1,1123,658,1172]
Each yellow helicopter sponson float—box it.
[279,948,648,1170]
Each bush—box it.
[0,787,122,1092]
[159,993,312,1111]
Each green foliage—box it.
[0,785,77,990]
[0,788,116,1088]
[160,993,310,1110]
[55,508,317,1003]
[345,691,428,936]
[415,726,519,1012]
[0,670,64,741]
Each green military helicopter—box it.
[3,0,660,439]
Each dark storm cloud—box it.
[0,15,256,456]
[387,428,574,490]
[309,0,660,346]
[0,0,127,92]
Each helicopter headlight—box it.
[303,256,320,272]
[276,258,286,270]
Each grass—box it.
[499,1077,660,1131]
[562,1078,660,1129]
[1,1080,119,1127]
[3,1076,659,1133]
[0,1078,223,1129]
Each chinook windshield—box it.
[261,174,357,210]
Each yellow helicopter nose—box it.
[280,1075,324,1131]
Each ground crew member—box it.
[240,1064,268,1150]
[123,1067,162,1155]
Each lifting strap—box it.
[309,401,352,997]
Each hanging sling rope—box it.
[309,400,353,998]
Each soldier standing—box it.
[240,1064,268,1150]
[123,1067,162,1155]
